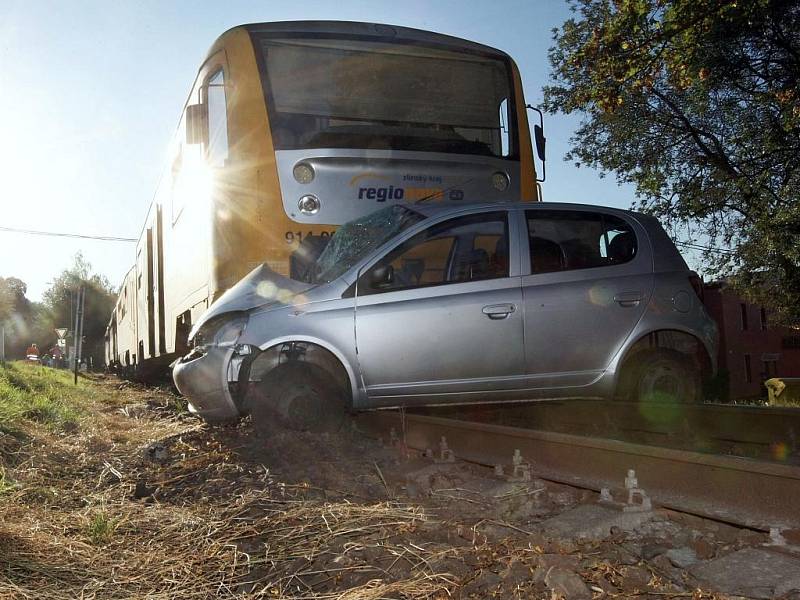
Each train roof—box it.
[237,21,513,60]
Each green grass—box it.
[85,511,118,545]
[0,362,84,433]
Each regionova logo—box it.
[349,172,464,202]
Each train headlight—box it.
[298,195,321,215]
[293,162,315,184]
[491,171,510,192]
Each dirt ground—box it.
[1,370,797,599]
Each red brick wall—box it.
[704,283,800,399]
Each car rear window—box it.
[526,210,637,274]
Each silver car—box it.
[173,202,718,430]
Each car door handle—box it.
[614,292,643,307]
[482,303,516,319]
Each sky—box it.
[0,0,643,301]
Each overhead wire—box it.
[0,225,136,243]
[674,240,735,255]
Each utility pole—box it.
[1,325,5,367]
[73,286,85,385]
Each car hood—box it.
[189,264,314,340]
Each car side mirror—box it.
[370,265,394,289]
[185,104,206,145]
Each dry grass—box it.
[0,363,454,599]
[0,363,718,599]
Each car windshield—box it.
[313,205,426,284]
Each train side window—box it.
[206,69,229,168]
[498,98,510,157]
[171,113,186,224]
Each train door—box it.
[112,318,118,363]
[155,205,167,355]
[135,244,145,361]
[146,227,156,357]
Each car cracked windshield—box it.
[311,205,426,284]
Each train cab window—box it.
[526,210,637,274]
[259,38,515,158]
[361,212,509,294]
[206,70,229,168]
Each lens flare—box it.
[588,285,613,306]
[770,442,789,462]
[174,148,212,208]
[256,281,277,299]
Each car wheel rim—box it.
[640,364,685,403]
[285,389,323,430]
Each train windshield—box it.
[257,36,515,158]
[313,205,426,284]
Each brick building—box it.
[703,281,800,400]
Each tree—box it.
[0,277,31,322]
[41,253,117,367]
[0,277,37,358]
[544,0,800,323]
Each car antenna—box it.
[415,178,474,204]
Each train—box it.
[105,21,544,376]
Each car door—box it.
[521,208,654,389]
[354,210,525,406]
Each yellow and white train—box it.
[105,21,543,375]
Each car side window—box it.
[526,210,637,274]
[361,212,509,294]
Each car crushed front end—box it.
[172,313,252,421]
[172,264,313,422]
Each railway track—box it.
[355,402,800,532]
[410,400,800,463]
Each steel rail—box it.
[409,400,800,460]
[356,411,800,531]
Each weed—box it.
[86,511,117,545]
[166,395,189,415]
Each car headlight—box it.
[214,315,248,346]
[194,313,249,348]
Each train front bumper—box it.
[173,345,240,422]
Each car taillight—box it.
[688,272,704,301]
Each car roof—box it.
[410,200,642,219]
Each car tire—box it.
[251,362,348,435]
[631,349,701,404]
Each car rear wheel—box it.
[251,362,348,435]
[632,349,701,404]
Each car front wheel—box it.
[251,362,348,434]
